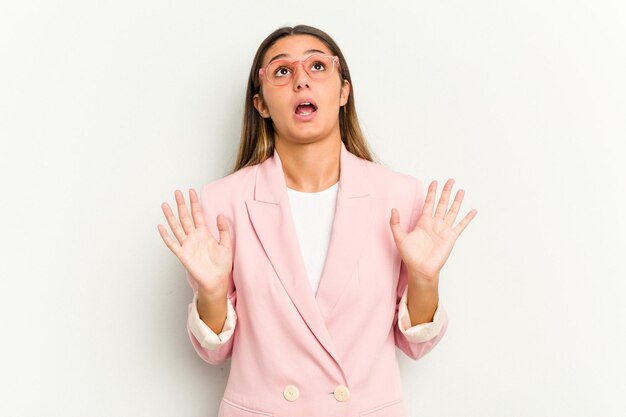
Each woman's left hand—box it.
[389,178,477,282]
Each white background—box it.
[1,1,625,416]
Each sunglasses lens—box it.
[266,54,335,85]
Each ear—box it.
[253,93,271,118]
[339,79,350,107]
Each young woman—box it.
[158,24,477,417]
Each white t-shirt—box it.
[286,181,340,296]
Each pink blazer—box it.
[185,141,448,417]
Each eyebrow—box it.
[267,49,328,65]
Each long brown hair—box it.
[230,24,378,173]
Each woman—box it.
[158,24,477,417]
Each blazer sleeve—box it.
[393,178,449,360]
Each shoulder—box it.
[199,163,258,206]
[361,158,423,198]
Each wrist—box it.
[197,284,228,301]
[408,270,440,286]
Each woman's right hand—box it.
[158,188,233,296]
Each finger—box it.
[389,208,407,245]
[434,178,455,219]
[422,180,438,218]
[452,209,478,237]
[161,201,187,245]
[157,223,183,259]
[189,188,207,230]
[444,188,465,227]
[175,189,195,235]
[216,214,232,249]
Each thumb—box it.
[389,208,407,246]
[216,214,232,249]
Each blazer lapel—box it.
[245,141,373,382]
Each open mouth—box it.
[294,101,318,116]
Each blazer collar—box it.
[245,140,374,385]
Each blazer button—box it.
[334,385,350,402]
[283,385,299,401]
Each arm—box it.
[182,182,238,365]
[397,285,446,343]
[393,178,448,359]
[394,260,448,360]
[186,270,237,365]
[196,286,229,335]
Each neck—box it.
[275,136,341,193]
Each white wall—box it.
[1,1,625,416]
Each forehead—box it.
[263,35,332,66]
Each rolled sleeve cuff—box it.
[398,286,446,343]
[187,291,236,350]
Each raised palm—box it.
[390,178,477,280]
[158,189,232,294]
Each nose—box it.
[292,63,310,90]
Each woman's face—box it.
[253,35,350,145]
